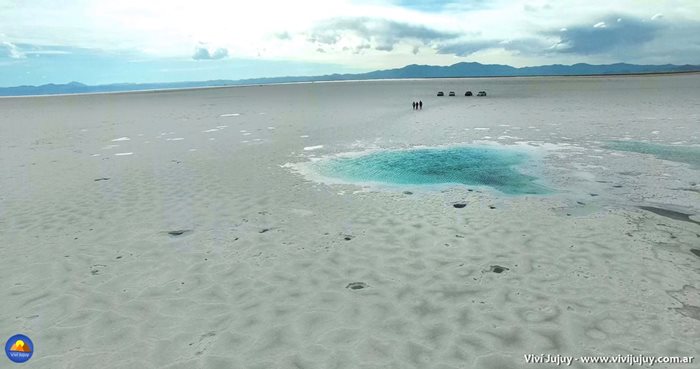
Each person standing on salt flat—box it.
[419,100,423,110]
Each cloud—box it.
[275,31,292,40]
[192,46,229,60]
[394,0,490,12]
[1,41,25,59]
[435,40,499,56]
[307,17,460,52]
[549,16,661,55]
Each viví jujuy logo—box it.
[5,334,34,363]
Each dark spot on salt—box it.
[167,230,192,237]
[259,228,270,233]
[690,249,700,258]
[116,256,122,259]
[577,201,585,205]
[490,265,509,274]
[467,189,473,192]
[590,193,599,197]
[403,191,413,195]
[489,205,496,209]
[346,282,368,290]
[453,203,467,208]
[344,235,354,241]
[612,185,623,188]
[94,177,110,182]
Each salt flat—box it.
[0,74,699,368]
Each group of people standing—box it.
[412,100,423,110]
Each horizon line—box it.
[2,71,699,99]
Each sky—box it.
[1,0,699,86]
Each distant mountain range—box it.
[2,62,699,97]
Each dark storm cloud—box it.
[550,16,661,54]
[192,47,229,60]
[308,17,460,51]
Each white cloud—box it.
[593,22,607,28]
[1,41,25,59]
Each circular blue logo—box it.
[5,334,34,363]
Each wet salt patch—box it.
[499,124,510,127]
[80,129,88,132]
[115,152,133,156]
[243,133,252,136]
[102,145,120,150]
[671,141,685,145]
[259,112,266,115]
[483,136,492,139]
[528,126,537,129]
[240,130,247,133]
[300,135,310,138]
[189,149,197,152]
[474,128,490,131]
[651,131,660,134]
[209,138,215,141]
[253,138,262,141]
[202,129,219,133]
[304,145,324,151]
[497,135,521,140]
[166,138,184,141]
[220,113,240,117]
[241,140,249,143]
[267,127,275,130]
[217,125,228,129]
[91,154,101,157]
[112,137,130,142]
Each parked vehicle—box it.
[437,91,444,96]
[449,91,455,96]
[477,91,487,96]
[465,91,473,96]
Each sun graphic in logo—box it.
[10,339,32,352]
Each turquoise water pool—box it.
[604,141,700,168]
[314,146,549,194]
